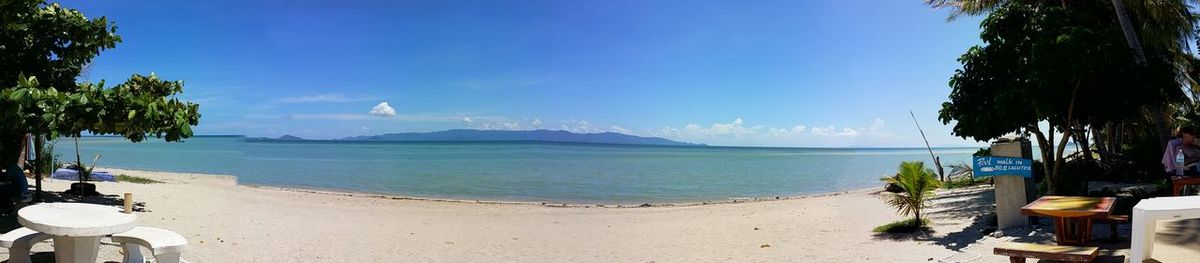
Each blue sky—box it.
[62,0,985,147]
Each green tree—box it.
[880,161,942,225]
[935,1,1188,194]
[0,1,200,166]
[928,0,1197,155]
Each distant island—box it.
[248,129,704,146]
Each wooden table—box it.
[1130,195,1200,262]
[1021,196,1115,245]
[17,203,137,263]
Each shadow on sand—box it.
[0,190,144,233]
[872,187,999,245]
[0,190,143,263]
[871,186,1144,263]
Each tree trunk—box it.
[914,207,922,226]
[1052,125,1073,195]
[1091,125,1104,159]
[1110,0,1173,151]
[1030,126,1056,194]
[1051,82,1083,195]
[1074,124,1093,193]
[1076,124,1094,163]
[1150,103,1172,152]
[1111,0,1147,64]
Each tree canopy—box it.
[936,0,1192,193]
[0,0,200,165]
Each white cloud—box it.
[609,125,632,134]
[561,119,607,133]
[285,112,465,122]
[481,122,522,130]
[769,125,807,136]
[279,93,378,104]
[289,114,377,121]
[369,102,397,117]
[462,116,473,124]
[654,117,902,146]
[672,118,761,138]
[257,93,385,109]
[531,118,544,129]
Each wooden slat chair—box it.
[1172,176,1200,196]
[0,227,50,263]
[111,227,188,263]
[1094,214,1129,240]
[994,242,1098,263]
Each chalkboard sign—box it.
[973,156,1033,178]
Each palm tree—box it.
[926,0,1197,149]
[880,161,942,225]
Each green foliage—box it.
[880,161,942,223]
[936,0,1193,194]
[0,1,200,165]
[33,138,57,174]
[872,218,932,233]
[972,147,990,157]
[939,1,1179,141]
[943,162,989,189]
[117,174,162,184]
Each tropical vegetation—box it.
[879,161,942,230]
[929,0,1200,195]
[0,1,200,173]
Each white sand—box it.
[2,168,1197,262]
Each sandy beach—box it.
[1,168,1196,263]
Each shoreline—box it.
[34,167,1200,262]
[243,184,882,208]
[98,166,882,208]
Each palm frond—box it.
[881,161,941,221]
[925,0,1007,20]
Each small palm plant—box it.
[879,161,942,228]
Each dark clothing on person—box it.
[2,164,29,201]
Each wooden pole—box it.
[123,193,133,214]
[910,110,945,181]
[29,134,42,203]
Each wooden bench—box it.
[1094,214,1129,240]
[1172,176,1200,196]
[0,227,50,263]
[994,242,1098,263]
[111,226,188,263]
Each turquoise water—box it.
[54,136,978,204]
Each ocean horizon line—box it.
[75,134,986,150]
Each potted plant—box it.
[66,138,101,196]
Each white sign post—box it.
[990,141,1032,229]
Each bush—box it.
[880,161,941,225]
[117,174,162,184]
[873,218,932,233]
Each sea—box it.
[53,136,980,204]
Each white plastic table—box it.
[16,203,137,263]
[1130,195,1200,263]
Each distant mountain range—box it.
[248,129,704,146]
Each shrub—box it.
[879,161,941,228]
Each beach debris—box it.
[444,241,455,245]
[753,227,759,230]
[760,244,770,248]
[639,203,652,207]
